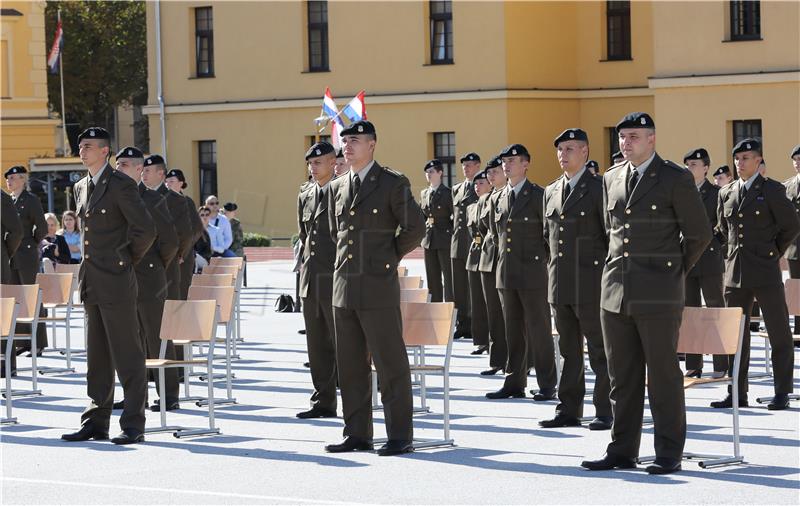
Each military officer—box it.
[296,141,338,419]
[586,160,600,176]
[451,153,481,339]
[142,155,193,301]
[5,165,48,355]
[465,169,491,355]
[712,138,799,411]
[334,148,348,177]
[682,148,728,379]
[478,156,508,376]
[540,129,611,430]
[324,120,425,456]
[782,145,800,335]
[611,151,625,166]
[486,144,557,401]
[115,147,181,411]
[61,127,155,445]
[421,159,454,302]
[581,112,711,475]
[165,169,204,298]
[1,189,22,283]
[713,165,734,188]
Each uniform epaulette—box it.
[547,175,562,187]
[663,160,685,172]
[382,167,402,178]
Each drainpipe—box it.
[155,0,167,159]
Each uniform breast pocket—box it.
[607,199,624,223]
[545,206,558,222]
[646,200,673,226]
[752,202,771,228]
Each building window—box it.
[433,132,456,187]
[0,39,9,98]
[198,140,217,200]
[606,1,631,60]
[307,1,329,72]
[430,1,453,64]
[195,7,214,77]
[732,119,762,146]
[306,135,331,147]
[730,1,761,41]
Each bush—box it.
[243,232,272,247]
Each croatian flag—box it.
[47,20,63,74]
[322,87,344,149]
[342,90,367,122]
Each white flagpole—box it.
[57,8,70,156]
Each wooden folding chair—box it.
[400,289,430,303]
[35,273,76,374]
[756,279,800,405]
[0,284,43,397]
[192,273,236,287]
[398,276,423,290]
[145,299,221,438]
[209,256,244,271]
[1,297,20,424]
[638,306,746,469]
[54,263,85,355]
[193,269,242,358]
[397,265,408,277]
[188,285,237,406]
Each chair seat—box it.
[39,316,68,322]
[43,303,69,310]
[683,376,729,389]
[409,365,445,372]
[146,358,207,367]
[173,339,192,345]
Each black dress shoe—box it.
[25,348,44,358]
[532,388,557,401]
[470,345,489,355]
[645,457,682,475]
[588,416,613,431]
[710,394,748,408]
[298,329,306,335]
[539,413,581,428]
[767,393,790,410]
[684,369,702,378]
[480,367,503,376]
[112,400,125,410]
[61,423,109,442]
[325,436,373,453]
[296,406,336,419]
[303,362,310,368]
[485,388,525,399]
[150,399,180,412]
[377,439,413,456]
[580,453,637,471]
[111,428,144,445]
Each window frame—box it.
[307,0,329,72]
[605,0,632,61]
[198,140,218,201]
[194,6,215,78]
[729,0,761,41]
[429,0,453,65]
[433,131,456,188]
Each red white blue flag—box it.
[342,90,367,122]
[47,20,63,74]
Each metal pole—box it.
[155,0,167,158]
[57,9,69,156]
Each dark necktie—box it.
[508,189,516,210]
[627,168,639,200]
[739,184,747,202]
[352,175,361,199]
[316,188,324,211]
[562,180,572,204]
[88,179,95,203]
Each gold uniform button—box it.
[624,223,630,229]
[507,238,511,243]
[594,260,599,265]
[311,241,316,245]
[118,261,124,266]
[349,225,354,230]
[508,219,512,223]
[738,213,744,218]
[623,252,629,258]
[84,254,90,259]
[311,251,316,256]
[534,255,539,260]
[738,233,744,238]
[385,264,390,269]
[625,209,631,215]
[85,227,89,231]
[372,209,378,214]
[559,226,564,231]
[348,240,353,245]
[349,211,355,216]
[667,261,672,267]
[524,217,529,221]
[580,211,585,216]
[738,224,743,228]
[84,240,89,245]
[506,248,512,252]
[101,209,106,214]
[347,254,353,259]
[755,211,760,215]
[507,228,511,232]
[558,252,563,257]
[560,214,565,219]
[651,205,657,210]
[558,240,563,244]
[312,230,317,235]
[710,247,715,251]
[149,263,154,268]
[769,251,774,256]
[623,238,629,244]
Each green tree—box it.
[45,1,147,151]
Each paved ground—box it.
[1,260,798,505]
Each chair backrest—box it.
[35,273,74,305]
[0,298,18,338]
[203,265,239,277]
[400,302,455,347]
[398,276,423,290]
[0,284,41,320]
[42,261,55,273]
[160,299,218,342]
[54,263,81,279]
[784,279,800,316]
[400,288,429,303]
[677,306,745,355]
[209,257,244,271]
[188,285,235,324]
[397,265,408,277]
[192,273,236,287]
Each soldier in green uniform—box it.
[465,169,491,355]
[450,153,480,339]
[420,159,453,302]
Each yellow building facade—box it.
[1,2,59,173]
[144,1,800,239]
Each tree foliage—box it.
[45,1,147,147]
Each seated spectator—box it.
[194,205,213,271]
[59,210,82,263]
[223,202,244,257]
[40,213,71,266]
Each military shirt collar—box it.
[351,160,376,184]
[740,174,758,191]
[631,152,656,178]
[91,164,108,185]
[566,166,587,189]
[429,183,440,192]
[508,178,526,196]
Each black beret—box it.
[305,141,335,161]
[791,145,800,158]
[553,128,588,147]
[459,152,480,163]
[611,150,624,160]
[683,148,710,164]
[336,148,344,158]
[472,169,488,183]
[586,160,599,171]
[615,112,655,131]
[499,144,529,158]
[713,165,731,177]
[166,168,186,182]
[340,120,376,137]
[77,127,111,143]
[144,154,166,167]
[732,138,762,156]
[486,156,502,169]
[4,165,27,178]
[115,146,144,160]
[424,159,443,171]
[223,202,238,212]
